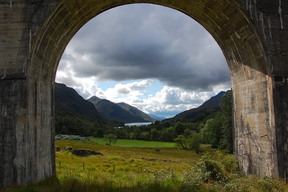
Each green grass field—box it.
[55,139,201,170]
[2,139,288,192]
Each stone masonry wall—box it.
[237,0,288,178]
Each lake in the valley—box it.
[124,122,153,127]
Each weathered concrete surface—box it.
[0,80,26,188]
[0,79,55,188]
[273,76,288,178]
[0,1,56,188]
[235,0,288,178]
[0,0,287,189]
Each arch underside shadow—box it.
[1,0,286,189]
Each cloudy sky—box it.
[56,4,231,118]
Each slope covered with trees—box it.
[54,83,113,136]
[55,83,103,121]
[54,83,155,136]
[169,91,226,122]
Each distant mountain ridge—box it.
[117,102,155,122]
[88,96,155,123]
[87,95,102,105]
[55,83,155,124]
[169,91,227,122]
[55,83,102,121]
[55,82,227,125]
[148,114,166,121]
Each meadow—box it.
[91,138,175,148]
[2,138,288,192]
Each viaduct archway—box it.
[0,0,287,189]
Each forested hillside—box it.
[169,91,226,122]
[55,83,103,121]
[55,83,113,136]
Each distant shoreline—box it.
[124,122,153,127]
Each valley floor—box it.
[2,139,288,192]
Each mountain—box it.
[88,96,155,123]
[55,82,226,125]
[148,114,166,121]
[88,95,102,105]
[54,83,114,136]
[54,83,102,121]
[169,91,227,122]
[117,102,155,122]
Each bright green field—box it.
[92,138,176,148]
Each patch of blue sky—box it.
[145,79,164,96]
[96,81,118,91]
[96,80,144,92]
[97,79,164,96]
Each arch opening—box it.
[29,0,275,180]
[53,5,233,183]
[56,3,231,119]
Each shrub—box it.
[191,154,227,183]
[104,134,117,145]
[55,134,91,142]
[174,133,201,153]
[187,133,201,154]
[220,154,239,174]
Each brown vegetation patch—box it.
[57,146,104,157]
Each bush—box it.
[191,154,227,183]
[187,133,201,154]
[174,133,201,153]
[55,134,92,142]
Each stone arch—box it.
[2,0,287,189]
[31,0,273,174]
[30,0,269,79]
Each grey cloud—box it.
[59,4,230,91]
[117,87,130,94]
[130,80,152,91]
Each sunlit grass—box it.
[2,140,288,192]
[54,140,201,191]
[55,140,201,163]
[55,140,200,179]
[91,138,176,148]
